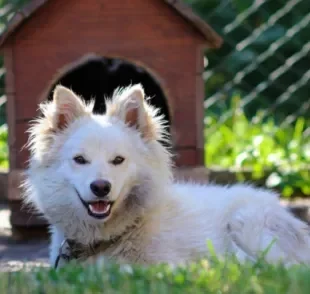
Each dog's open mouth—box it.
[75,189,113,219]
[87,201,113,219]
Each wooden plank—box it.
[174,166,209,183]
[8,169,24,201]
[8,169,47,228]
[14,121,30,169]
[10,200,47,227]
[3,43,17,169]
[3,43,15,94]
[195,73,205,151]
[0,170,8,202]
[174,148,198,166]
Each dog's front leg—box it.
[49,226,67,268]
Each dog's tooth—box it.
[103,204,111,213]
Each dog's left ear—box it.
[106,84,159,140]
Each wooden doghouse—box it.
[0,0,222,232]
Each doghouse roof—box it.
[0,0,222,48]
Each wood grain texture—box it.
[0,0,222,48]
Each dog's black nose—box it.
[90,180,111,197]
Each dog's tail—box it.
[227,203,310,266]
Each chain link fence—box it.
[187,0,310,196]
[201,0,310,126]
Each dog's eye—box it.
[111,156,125,165]
[73,155,88,165]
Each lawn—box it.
[1,257,310,294]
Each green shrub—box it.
[0,123,8,169]
[205,93,310,198]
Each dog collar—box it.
[54,237,119,269]
[54,218,142,269]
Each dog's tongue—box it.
[89,202,110,214]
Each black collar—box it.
[54,217,142,269]
[54,236,120,269]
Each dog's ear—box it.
[51,85,87,130]
[119,84,146,128]
[106,84,158,140]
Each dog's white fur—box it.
[23,84,310,267]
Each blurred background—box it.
[0,0,309,199]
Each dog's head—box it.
[24,84,172,238]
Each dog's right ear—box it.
[50,85,87,131]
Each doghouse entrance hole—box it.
[47,57,170,135]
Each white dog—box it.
[23,84,310,268]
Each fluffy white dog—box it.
[23,84,310,268]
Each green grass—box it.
[205,94,310,198]
[1,257,310,294]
